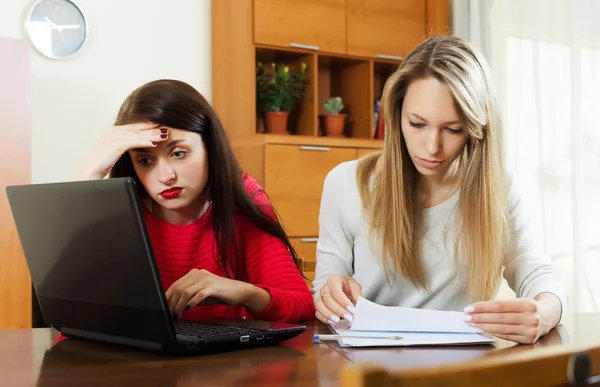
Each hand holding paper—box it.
[315,275,362,325]
[463,293,560,344]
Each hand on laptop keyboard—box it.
[165,268,272,319]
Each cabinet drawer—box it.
[265,144,356,236]
[291,237,317,286]
[253,0,346,54]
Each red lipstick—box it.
[160,187,182,199]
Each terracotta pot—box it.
[322,114,347,137]
[264,111,289,134]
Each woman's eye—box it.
[446,128,463,134]
[138,158,152,166]
[409,121,425,129]
[172,151,187,159]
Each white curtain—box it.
[453,0,600,313]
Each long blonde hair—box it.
[357,35,509,302]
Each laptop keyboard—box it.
[174,320,262,340]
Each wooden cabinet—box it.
[346,0,426,59]
[264,144,356,237]
[290,237,317,287]
[253,0,347,54]
[213,1,449,289]
[357,148,381,158]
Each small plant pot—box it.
[321,114,347,137]
[264,111,289,134]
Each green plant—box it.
[256,61,307,113]
[323,96,344,114]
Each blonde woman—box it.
[313,35,567,344]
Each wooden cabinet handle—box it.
[289,42,320,51]
[294,257,317,272]
[303,260,316,271]
[299,145,330,152]
[300,237,318,243]
[376,54,403,61]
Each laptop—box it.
[5,177,306,355]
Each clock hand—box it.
[43,16,57,27]
[54,24,81,31]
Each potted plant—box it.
[321,96,346,137]
[256,61,307,134]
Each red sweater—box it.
[143,174,315,323]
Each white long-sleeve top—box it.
[313,160,568,324]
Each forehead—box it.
[129,127,202,155]
[403,77,459,121]
[155,127,202,148]
[162,127,198,141]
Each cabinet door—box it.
[264,144,356,236]
[357,148,381,158]
[254,0,346,54]
[290,237,317,287]
[346,0,426,59]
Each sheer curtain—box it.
[453,0,600,313]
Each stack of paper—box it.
[332,297,495,347]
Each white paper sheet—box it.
[349,297,483,333]
[332,329,494,347]
[331,297,494,347]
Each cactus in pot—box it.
[321,97,346,137]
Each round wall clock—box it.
[25,0,88,59]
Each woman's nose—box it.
[425,129,442,155]
[157,161,176,184]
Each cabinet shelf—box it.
[256,47,401,140]
[261,133,383,149]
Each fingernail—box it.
[463,306,475,313]
[328,320,336,326]
[343,314,354,322]
[161,134,167,139]
[161,128,168,134]
[462,314,472,322]
[346,305,356,314]
[330,315,340,323]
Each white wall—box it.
[0,0,212,183]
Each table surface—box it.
[3,313,600,387]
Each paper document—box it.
[332,297,494,347]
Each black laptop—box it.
[5,177,306,355]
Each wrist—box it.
[77,167,103,181]
[239,283,272,314]
[534,292,562,331]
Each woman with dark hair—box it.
[78,79,315,323]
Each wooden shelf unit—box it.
[256,44,400,140]
[212,0,450,286]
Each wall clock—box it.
[25,0,88,59]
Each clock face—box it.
[26,0,87,59]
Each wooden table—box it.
[2,314,600,387]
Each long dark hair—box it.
[110,79,298,280]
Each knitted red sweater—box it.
[143,173,315,323]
